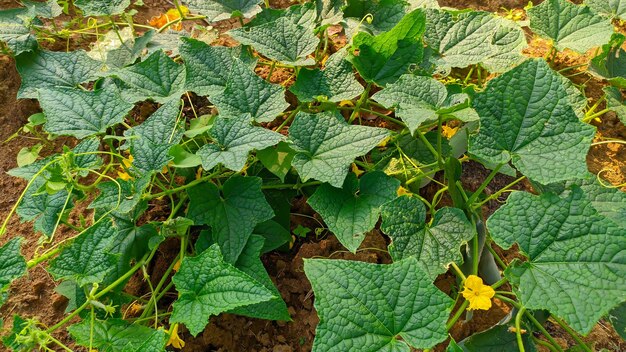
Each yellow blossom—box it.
[441,125,459,139]
[167,323,186,349]
[117,155,134,180]
[128,302,143,316]
[149,6,190,31]
[462,275,495,311]
[351,163,364,177]
[173,259,182,272]
[396,186,410,197]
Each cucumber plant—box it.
[0,0,625,351]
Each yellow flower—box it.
[149,6,189,31]
[462,275,495,310]
[167,323,185,349]
[351,163,364,177]
[441,125,459,139]
[117,155,134,181]
[396,186,410,197]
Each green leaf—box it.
[48,219,119,287]
[197,114,284,172]
[22,0,62,18]
[16,178,73,236]
[290,49,364,102]
[73,137,103,176]
[38,85,133,139]
[604,86,626,125]
[424,10,526,72]
[304,257,453,351]
[253,220,292,252]
[171,243,274,336]
[608,302,626,340]
[54,281,86,313]
[16,48,103,99]
[114,50,185,103]
[89,175,151,215]
[371,74,446,132]
[288,111,389,187]
[469,59,596,184]
[228,235,290,320]
[380,196,475,280]
[589,34,626,87]
[347,9,426,85]
[315,0,345,26]
[186,175,274,263]
[229,5,319,66]
[69,319,167,352]
[457,324,536,351]
[125,99,184,175]
[17,143,42,167]
[0,8,37,55]
[487,188,626,334]
[308,171,399,252]
[528,0,613,54]
[179,37,252,97]
[182,0,262,22]
[169,145,202,168]
[586,0,626,20]
[343,0,410,36]
[257,141,296,182]
[0,238,27,305]
[211,58,289,123]
[74,0,130,16]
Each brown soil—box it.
[0,0,624,351]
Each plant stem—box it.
[466,163,503,207]
[516,307,527,352]
[450,262,467,281]
[348,83,372,123]
[551,316,591,352]
[275,106,302,132]
[491,277,507,290]
[525,311,564,352]
[446,301,469,330]
[261,181,321,190]
[144,171,222,200]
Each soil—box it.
[0,0,624,351]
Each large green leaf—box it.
[179,37,251,97]
[604,86,626,126]
[288,111,389,187]
[347,9,426,86]
[114,50,186,103]
[197,114,284,172]
[182,0,262,22]
[124,99,184,175]
[372,74,478,133]
[589,34,626,88]
[457,324,536,351]
[0,238,27,306]
[228,235,290,321]
[308,171,399,252]
[315,0,345,26]
[16,48,103,99]
[304,257,453,351]
[74,0,130,16]
[170,243,274,336]
[380,196,475,280]
[16,178,73,237]
[229,5,319,66]
[469,59,595,184]
[256,142,296,182]
[211,58,289,123]
[0,8,38,55]
[487,188,626,334]
[586,0,626,20]
[69,319,167,352]
[423,10,526,72]
[186,175,274,263]
[38,85,133,139]
[48,219,119,287]
[22,0,62,19]
[290,49,363,102]
[343,0,410,36]
[528,0,613,54]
